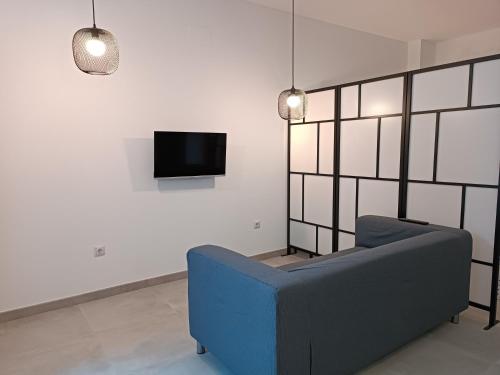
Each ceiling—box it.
[246,0,500,41]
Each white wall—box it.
[407,40,436,70]
[409,28,500,69]
[434,27,500,65]
[0,0,407,312]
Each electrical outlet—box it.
[94,246,106,258]
[254,221,261,230]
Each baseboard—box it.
[250,248,285,261]
[0,248,286,323]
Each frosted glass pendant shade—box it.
[278,88,307,120]
[72,28,119,75]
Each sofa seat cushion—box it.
[278,246,367,271]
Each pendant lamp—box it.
[72,0,119,75]
[278,0,307,121]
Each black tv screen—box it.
[154,131,227,178]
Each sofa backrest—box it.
[275,227,472,374]
[355,215,448,248]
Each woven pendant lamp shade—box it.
[278,88,307,120]
[73,27,119,75]
[277,0,307,121]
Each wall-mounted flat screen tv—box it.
[154,131,227,178]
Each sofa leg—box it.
[450,314,460,324]
[197,342,207,355]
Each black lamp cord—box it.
[291,0,295,89]
[92,0,96,28]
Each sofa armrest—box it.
[187,245,291,375]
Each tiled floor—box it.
[0,253,499,375]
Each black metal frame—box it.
[336,74,406,248]
[402,54,500,330]
[288,115,336,258]
[286,53,500,329]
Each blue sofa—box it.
[187,216,472,375]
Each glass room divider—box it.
[287,54,500,329]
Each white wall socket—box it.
[94,246,106,258]
[254,221,261,230]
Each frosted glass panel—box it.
[464,187,498,263]
[470,263,492,306]
[318,228,332,255]
[407,183,462,227]
[408,114,436,181]
[319,122,334,174]
[379,117,402,179]
[339,232,355,251]
[341,85,359,119]
[472,59,500,106]
[340,119,378,177]
[339,178,356,232]
[306,90,335,122]
[412,66,469,111]
[289,174,302,220]
[437,108,500,185]
[358,180,399,218]
[290,221,316,252]
[304,175,333,226]
[361,77,404,116]
[290,124,317,173]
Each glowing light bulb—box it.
[85,39,106,57]
[287,94,301,108]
